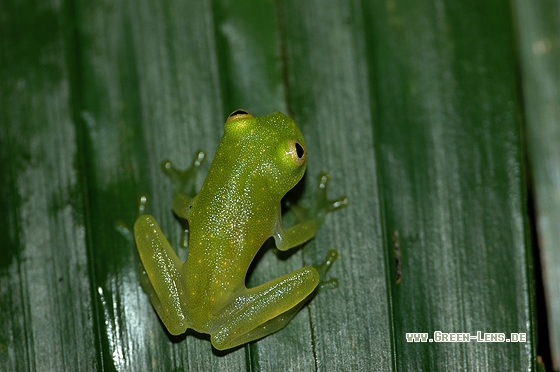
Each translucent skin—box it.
[134,110,347,350]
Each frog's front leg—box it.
[134,214,190,335]
[211,266,320,350]
[274,173,348,250]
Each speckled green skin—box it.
[134,111,347,350]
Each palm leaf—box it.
[0,0,546,370]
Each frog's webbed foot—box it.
[275,173,348,251]
[161,150,205,197]
[305,177,344,290]
[162,151,205,220]
[288,173,348,223]
[313,249,339,291]
[309,172,348,220]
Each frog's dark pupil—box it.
[295,142,304,159]
[229,110,248,117]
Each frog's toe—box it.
[161,150,206,196]
[319,278,339,290]
[115,194,149,242]
[317,172,330,189]
[161,159,183,181]
[181,150,206,175]
[137,194,148,215]
[313,249,339,291]
[192,150,206,167]
[328,195,349,212]
[315,249,338,273]
[161,159,176,174]
[313,173,348,213]
[161,150,205,177]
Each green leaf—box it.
[363,0,536,369]
[0,0,541,370]
[514,0,560,369]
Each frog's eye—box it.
[287,140,306,166]
[226,109,253,122]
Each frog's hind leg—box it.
[134,214,190,335]
[209,266,320,350]
[216,292,311,350]
[210,249,339,350]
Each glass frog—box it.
[134,109,348,350]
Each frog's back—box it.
[184,176,278,315]
[182,111,308,321]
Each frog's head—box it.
[223,109,307,197]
